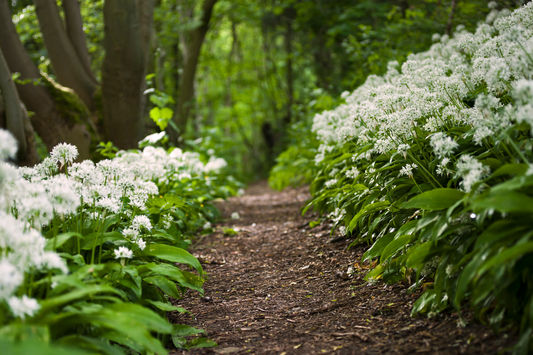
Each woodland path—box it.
[169,181,516,355]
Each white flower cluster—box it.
[311,3,533,190]
[0,129,230,319]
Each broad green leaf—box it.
[160,107,173,119]
[476,242,533,278]
[471,191,533,214]
[405,241,449,269]
[489,163,528,179]
[45,232,82,251]
[173,324,204,336]
[141,263,204,293]
[143,275,181,299]
[363,232,394,262]
[380,234,412,263]
[411,290,436,315]
[402,188,465,210]
[105,303,173,334]
[143,244,203,274]
[144,300,191,314]
[348,201,390,231]
[55,335,125,355]
[0,338,91,355]
[81,232,125,250]
[186,338,217,349]
[38,286,124,316]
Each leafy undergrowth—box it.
[0,130,243,354]
[169,182,516,355]
[270,3,533,353]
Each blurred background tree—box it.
[1,0,521,176]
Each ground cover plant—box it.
[271,2,533,353]
[0,129,243,354]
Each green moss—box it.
[40,72,102,158]
[40,72,90,127]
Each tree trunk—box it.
[34,0,98,110]
[0,95,39,166]
[168,0,217,144]
[0,0,93,160]
[62,0,98,84]
[102,0,152,149]
[446,0,458,35]
[0,45,27,161]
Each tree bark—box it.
[0,45,27,161]
[34,0,98,110]
[0,0,93,160]
[62,0,98,85]
[446,0,458,35]
[102,0,152,149]
[169,0,217,144]
[0,95,39,166]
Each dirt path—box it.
[169,181,516,355]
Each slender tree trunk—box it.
[34,0,98,110]
[446,0,458,35]
[102,0,153,149]
[62,0,98,85]
[0,46,26,160]
[0,0,93,160]
[168,0,217,144]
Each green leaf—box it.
[55,335,125,355]
[471,191,533,214]
[348,201,390,231]
[81,232,125,250]
[186,338,217,349]
[488,163,528,179]
[45,232,82,251]
[140,263,204,293]
[411,290,436,315]
[143,244,203,275]
[160,107,173,119]
[476,242,533,278]
[38,286,124,317]
[380,234,412,263]
[144,300,191,314]
[143,275,181,299]
[0,338,92,355]
[363,232,394,262]
[173,324,204,336]
[402,188,465,210]
[405,241,449,269]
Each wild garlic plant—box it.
[296,2,533,353]
[0,129,236,353]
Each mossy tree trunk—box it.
[0,45,27,161]
[101,0,155,149]
[168,0,218,145]
[0,0,93,160]
[34,0,99,111]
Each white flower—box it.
[36,252,68,274]
[0,259,23,300]
[203,221,212,229]
[231,212,240,220]
[346,167,360,179]
[136,238,146,251]
[399,164,418,178]
[114,246,133,259]
[430,133,458,158]
[325,179,338,188]
[456,155,490,192]
[122,227,139,240]
[131,215,152,231]
[8,295,40,319]
[50,143,78,167]
[0,129,18,160]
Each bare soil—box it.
[168,181,517,355]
